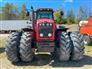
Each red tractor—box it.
[5,7,84,63]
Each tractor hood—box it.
[36,19,54,24]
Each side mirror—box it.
[26,11,30,16]
[31,6,33,10]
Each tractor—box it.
[79,18,92,45]
[5,7,84,63]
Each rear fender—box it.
[56,28,69,32]
[22,28,35,32]
[55,26,68,41]
[56,25,69,32]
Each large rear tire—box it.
[19,32,34,62]
[56,32,71,61]
[70,32,84,60]
[5,32,21,62]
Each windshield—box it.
[37,11,53,19]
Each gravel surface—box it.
[0,53,92,69]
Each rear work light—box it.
[79,21,88,26]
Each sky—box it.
[0,0,92,16]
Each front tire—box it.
[19,32,34,62]
[56,32,71,61]
[5,32,21,62]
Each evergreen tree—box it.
[54,9,64,24]
[76,6,89,23]
[67,8,75,24]
[88,10,92,18]
[19,4,28,20]
[2,3,17,20]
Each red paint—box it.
[88,18,92,24]
[35,19,56,41]
[80,18,92,36]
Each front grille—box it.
[38,23,53,38]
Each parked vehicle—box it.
[5,7,84,63]
[79,18,92,45]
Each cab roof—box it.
[36,8,53,12]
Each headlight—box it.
[40,33,43,37]
[42,24,45,26]
[47,24,49,26]
[50,23,52,26]
[48,33,52,37]
[46,23,52,26]
[79,21,88,26]
[39,24,41,26]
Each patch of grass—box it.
[88,45,92,47]
[0,35,8,59]
[0,34,8,48]
[85,46,92,56]
[0,38,7,48]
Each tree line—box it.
[0,3,92,24]
[54,7,92,24]
[0,3,29,20]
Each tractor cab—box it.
[28,8,54,23]
[30,8,56,41]
[36,8,54,19]
[26,7,67,41]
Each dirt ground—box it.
[0,24,92,69]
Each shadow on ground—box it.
[50,55,92,67]
[14,54,92,67]
[0,47,5,54]
[88,43,92,46]
[14,54,51,66]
